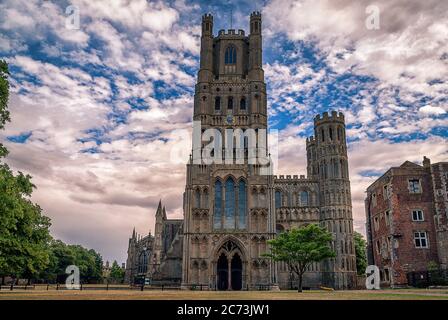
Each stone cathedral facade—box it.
[124,12,357,290]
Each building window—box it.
[412,210,424,221]
[384,268,390,282]
[374,216,379,231]
[371,193,377,207]
[385,210,391,226]
[240,97,246,110]
[214,178,247,230]
[228,96,233,110]
[409,179,421,193]
[276,224,285,234]
[376,240,380,254]
[238,180,247,229]
[275,190,281,209]
[414,232,428,248]
[215,96,221,111]
[224,45,237,64]
[214,180,222,229]
[224,178,236,229]
[138,251,148,274]
[300,191,309,206]
[195,188,201,208]
[383,184,391,199]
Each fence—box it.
[1,283,278,291]
[407,269,448,288]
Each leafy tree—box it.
[71,245,103,283]
[40,240,103,283]
[0,61,10,134]
[39,240,76,282]
[0,60,52,284]
[264,224,335,292]
[0,166,52,282]
[354,232,367,275]
[109,260,125,283]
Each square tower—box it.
[182,12,279,290]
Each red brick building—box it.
[365,157,448,287]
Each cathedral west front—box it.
[124,12,357,290]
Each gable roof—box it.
[399,161,422,169]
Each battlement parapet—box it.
[218,29,245,36]
[314,110,345,125]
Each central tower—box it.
[181,12,278,290]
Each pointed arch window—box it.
[275,190,281,209]
[238,180,247,229]
[240,97,246,111]
[213,177,247,230]
[224,178,236,229]
[195,188,201,208]
[214,180,223,229]
[228,96,234,110]
[138,251,148,273]
[215,96,221,111]
[225,45,237,64]
[300,191,309,206]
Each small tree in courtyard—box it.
[109,261,125,284]
[264,224,335,292]
[353,232,367,275]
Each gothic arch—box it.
[213,236,247,261]
[212,236,247,290]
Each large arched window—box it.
[238,180,247,229]
[300,191,309,206]
[224,178,235,229]
[214,177,247,230]
[214,180,222,229]
[275,190,281,209]
[138,251,148,273]
[225,45,237,64]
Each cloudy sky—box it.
[0,0,447,263]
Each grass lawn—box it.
[1,288,448,300]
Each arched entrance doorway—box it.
[217,253,228,290]
[215,240,244,291]
[231,253,242,290]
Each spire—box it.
[162,206,167,220]
[156,199,163,216]
[132,227,136,239]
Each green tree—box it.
[264,224,335,292]
[40,240,103,283]
[0,59,11,157]
[109,260,125,283]
[39,240,76,282]
[354,232,367,275]
[0,60,52,284]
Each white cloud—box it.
[419,105,446,115]
[264,0,448,97]
[1,0,447,263]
